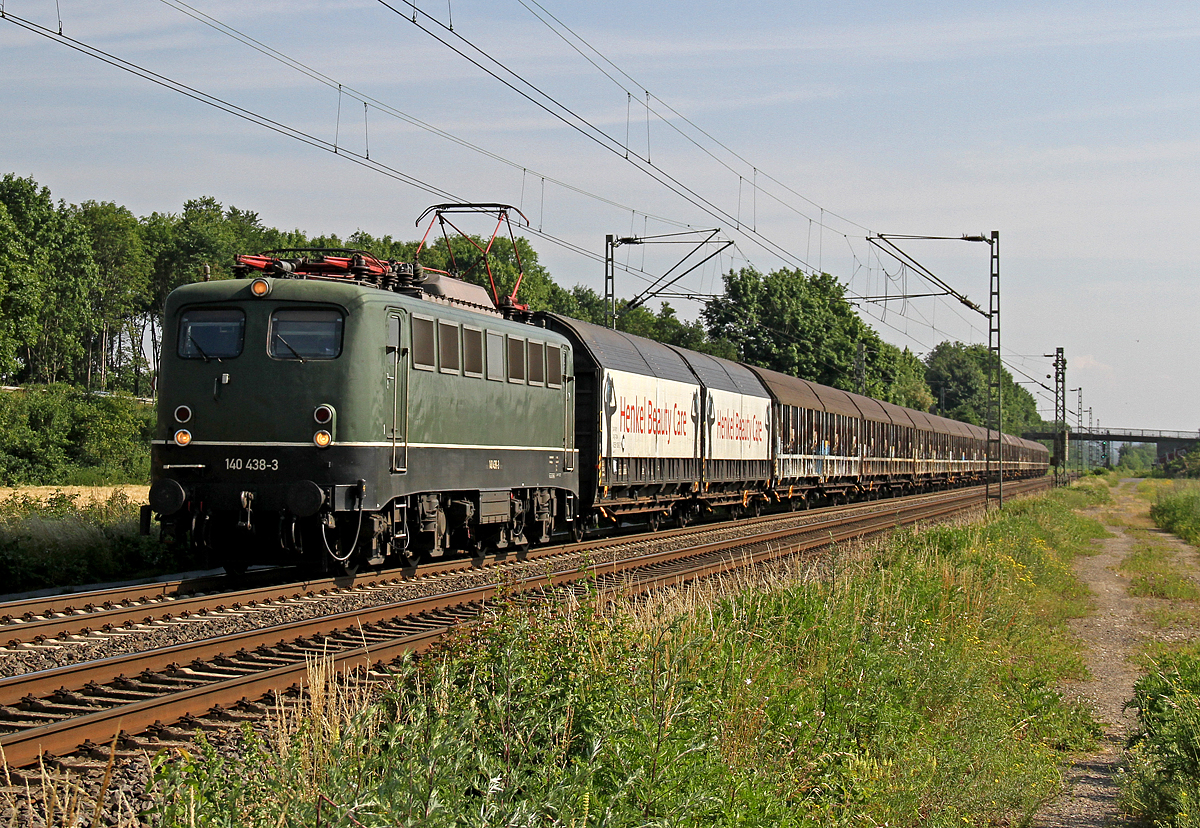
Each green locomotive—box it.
[148,251,579,573]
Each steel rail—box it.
[0,478,1048,769]
[0,482,1012,645]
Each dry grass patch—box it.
[0,486,149,507]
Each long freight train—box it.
[145,243,1048,573]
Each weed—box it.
[1120,540,1200,601]
[152,489,1104,827]
[1151,483,1200,546]
[1146,605,1200,631]
[1122,645,1200,827]
[0,489,204,593]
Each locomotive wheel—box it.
[218,552,248,578]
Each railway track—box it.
[0,478,1047,773]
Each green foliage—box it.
[0,173,100,385]
[1118,442,1159,471]
[0,489,202,592]
[1122,646,1200,827]
[697,266,936,405]
[155,491,1105,827]
[1161,447,1200,480]
[924,341,1045,434]
[1151,483,1200,546]
[0,385,152,486]
[702,267,870,389]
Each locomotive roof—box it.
[540,314,696,385]
[670,347,770,398]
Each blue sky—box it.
[2,0,1198,431]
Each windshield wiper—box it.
[274,334,306,363]
[188,333,216,363]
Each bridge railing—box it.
[1069,428,1200,441]
[1026,427,1200,442]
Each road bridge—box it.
[1022,427,1200,462]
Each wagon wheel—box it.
[675,506,691,529]
[648,511,662,533]
[752,499,764,518]
[570,519,586,544]
[788,497,802,512]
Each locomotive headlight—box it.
[313,404,334,425]
[313,430,332,448]
[174,405,192,424]
[173,429,192,447]
[250,278,271,297]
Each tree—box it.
[0,174,99,385]
[876,345,936,411]
[924,341,1046,434]
[73,201,152,392]
[1116,442,1157,471]
[701,267,930,399]
[924,342,988,423]
[0,203,31,381]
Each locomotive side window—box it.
[547,344,562,387]
[463,327,484,377]
[269,309,344,360]
[439,322,460,374]
[486,331,504,381]
[412,316,436,370]
[178,308,245,359]
[528,341,545,386]
[507,336,526,383]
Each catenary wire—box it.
[0,8,668,286]
[375,0,815,271]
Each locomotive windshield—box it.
[269,308,344,360]
[177,308,245,360]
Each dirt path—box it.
[1033,479,1200,827]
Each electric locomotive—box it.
[147,248,579,574]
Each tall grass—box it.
[1151,482,1200,546]
[0,490,203,593]
[1122,645,1200,828]
[152,487,1109,827]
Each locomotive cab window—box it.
[178,308,245,360]
[269,309,344,360]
